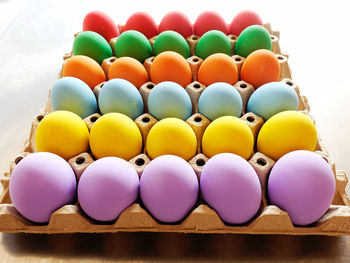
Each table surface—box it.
[1,0,350,262]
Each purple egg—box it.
[268,150,335,226]
[78,157,139,221]
[200,153,261,224]
[9,152,77,223]
[140,155,199,223]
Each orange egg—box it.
[240,49,280,89]
[62,55,106,90]
[108,57,149,89]
[150,51,192,87]
[198,53,239,86]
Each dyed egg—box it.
[89,113,142,160]
[201,153,261,224]
[73,31,113,64]
[51,77,98,119]
[247,82,299,120]
[241,49,280,89]
[98,78,144,120]
[150,51,192,87]
[234,25,272,58]
[158,11,192,38]
[193,11,228,37]
[124,12,158,39]
[268,150,335,225]
[198,82,242,120]
[153,30,190,58]
[198,53,238,86]
[35,111,89,160]
[229,10,263,36]
[202,116,254,159]
[78,157,139,221]
[257,111,317,160]
[9,152,76,223]
[108,57,148,89]
[62,55,106,90]
[146,118,197,161]
[140,155,198,223]
[115,30,152,63]
[195,30,231,59]
[148,81,192,120]
[83,10,119,41]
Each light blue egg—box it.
[198,82,243,121]
[247,82,299,120]
[98,78,144,120]
[148,81,192,120]
[51,77,98,119]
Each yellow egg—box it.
[35,111,90,160]
[89,113,142,160]
[202,116,254,159]
[257,111,317,160]
[146,118,197,160]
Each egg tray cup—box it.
[1,24,350,235]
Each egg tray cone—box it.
[1,24,350,235]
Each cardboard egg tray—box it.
[1,23,350,235]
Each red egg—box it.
[83,11,119,41]
[229,10,263,36]
[124,12,158,39]
[158,11,193,38]
[193,11,228,37]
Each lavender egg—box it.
[268,150,335,226]
[78,157,139,221]
[9,152,77,223]
[140,155,199,223]
[200,153,261,224]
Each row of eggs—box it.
[10,150,335,226]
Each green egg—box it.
[153,30,190,58]
[234,25,272,58]
[195,30,231,59]
[73,31,113,64]
[115,30,152,63]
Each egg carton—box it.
[1,24,350,235]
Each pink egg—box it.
[229,10,263,36]
[158,11,193,38]
[83,10,119,41]
[124,12,158,39]
[193,11,228,37]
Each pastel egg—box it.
[73,31,113,64]
[257,111,317,160]
[193,11,228,37]
[148,81,192,120]
[234,25,272,58]
[115,30,152,63]
[150,51,192,87]
[268,150,335,225]
[83,10,119,41]
[108,57,149,89]
[51,77,98,119]
[247,82,299,120]
[241,49,280,89]
[229,10,263,36]
[98,78,144,120]
[35,111,89,160]
[146,118,197,161]
[153,30,190,58]
[201,153,261,224]
[62,55,106,90]
[195,30,231,59]
[78,157,139,221]
[198,53,238,86]
[9,152,77,223]
[198,82,242,120]
[89,113,142,160]
[202,116,254,159]
[158,11,193,38]
[124,12,158,39]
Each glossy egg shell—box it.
[158,11,193,38]
[153,30,190,58]
[83,10,119,41]
[195,30,231,59]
